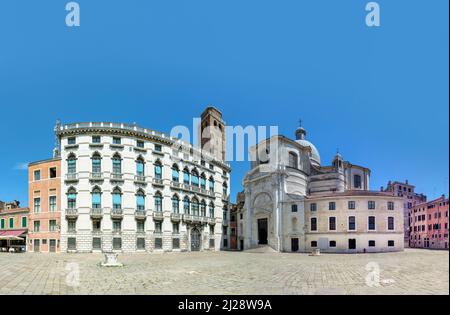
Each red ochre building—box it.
[409,195,449,250]
[0,201,29,252]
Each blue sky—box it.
[0,0,448,205]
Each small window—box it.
[291,205,298,213]
[136,238,146,250]
[329,202,336,211]
[136,140,145,148]
[311,241,318,247]
[68,137,76,145]
[310,218,317,231]
[329,241,336,247]
[67,238,76,250]
[154,238,163,249]
[388,201,395,210]
[172,238,180,249]
[348,216,356,231]
[154,144,162,152]
[354,175,362,189]
[368,201,376,210]
[388,217,395,230]
[329,217,336,231]
[113,238,122,250]
[113,137,121,145]
[310,203,317,212]
[93,237,102,250]
[388,240,395,247]
[368,216,376,231]
[92,136,101,143]
[34,170,41,181]
[368,240,376,247]
[348,201,356,210]
[49,167,57,179]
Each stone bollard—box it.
[309,248,321,256]
[101,252,123,267]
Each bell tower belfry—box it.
[199,106,226,161]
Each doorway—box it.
[190,228,201,251]
[33,239,40,252]
[49,239,56,252]
[291,238,299,252]
[258,218,268,245]
[348,238,356,250]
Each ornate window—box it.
[223,181,228,197]
[172,195,180,213]
[200,200,207,217]
[136,156,145,177]
[91,186,101,209]
[67,154,76,174]
[112,187,122,210]
[183,196,190,215]
[172,164,180,182]
[191,169,199,187]
[191,198,199,216]
[209,202,215,218]
[209,177,215,192]
[92,152,102,174]
[67,187,77,209]
[200,173,207,189]
[112,153,122,175]
[154,192,163,212]
[136,189,145,211]
[183,168,190,185]
[154,160,162,180]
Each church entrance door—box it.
[191,228,201,251]
[258,218,268,245]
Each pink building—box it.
[409,195,449,250]
[382,180,427,247]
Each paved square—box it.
[0,249,448,295]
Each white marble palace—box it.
[57,107,231,253]
[241,125,404,253]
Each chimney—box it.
[406,179,409,185]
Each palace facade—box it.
[28,107,231,253]
[241,125,404,253]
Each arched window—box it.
[200,173,207,189]
[191,198,199,216]
[209,176,215,192]
[223,181,228,197]
[136,189,145,211]
[288,152,298,169]
[183,168,190,185]
[154,160,163,180]
[136,156,145,177]
[112,187,122,210]
[112,153,122,175]
[172,195,180,213]
[200,200,207,217]
[154,192,163,212]
[183,196,190,215]
[92,152,102,174]
[91,186,102,209]
[67,187,77,209]
[209,202,215,218]
[67,153,76,174]
[191,169,199,186]
[172,164,180,182]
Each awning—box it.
[0,229,27,238]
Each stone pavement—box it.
[0,249,448,295]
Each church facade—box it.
[241,126,404,253]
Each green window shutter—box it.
[0,219,4,229]
[9,217,14,228]
[22,217,27,228]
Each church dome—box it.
[295,125,321,166]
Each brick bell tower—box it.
[199,106,226,161]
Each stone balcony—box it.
[170,213,182,222]
[65,173,78,183]
[134,175,147,185]
[65,209,78,219]
[153,211,164,221]
[110,173,124,182]
[135,209,147,219]
[90,208,103,219]
[111,208,123,219]
[89,172,104,182]
[171,181,215,198]
[182,214,205,224]
[152,178,164,187]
